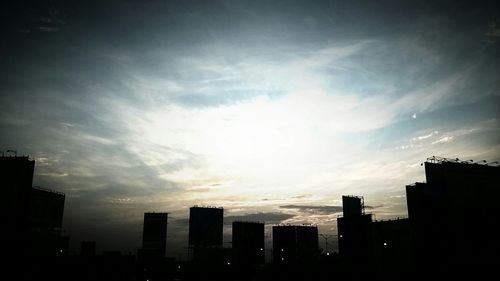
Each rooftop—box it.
[425,156,499,166]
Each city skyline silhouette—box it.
[2,153,499,280]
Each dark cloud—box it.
[172,218,189,226]
[172,212,297,227]
[365,205,382,210]
[224,212,296,224]
[280,205,343,215]
[279,204,381,216]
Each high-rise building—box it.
[342,195,363,218]
[1,154,68,257]
[406,156,500,274]
[272,225,318,264]
[188,206,223,248]
[296,225,319,263]
[28,186,65,228]
[27,186,68,256]
[337,195,373,279]
[142,212,168,257]
[188,206,224,263]
[81,241,96,257]
[372,218,413,277]
[232,221,265,265]
[1,155,35,234]
[337,195,373,262]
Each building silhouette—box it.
[81,241,96,257]
[27,186,68,256]
[1,153,70,281]
[342,194,363,218]
[337,196,373,259]
[1,154,68,258]
[406,156,500,274]
[337,195,373,275]
[141,212,168,258]
[188,206,224,263]
[372,218,413,277]
[1,155,35,239]
[232,221,265,265]
[272,225,319,265]
[28,186,65,228]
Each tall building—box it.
[81,241,96,257]
[188,206,223,247]
[28,186,65,228]
[372,218,413,277]
[342,195,363,218]
[337,195,373,275]
[142,212,168,257]
[1,155,35,235]
[1,154,68,257]
[232,221,265,265]
[188,206,224,263]
[27,186,68,256]
[406,156,500,274]
[272,225,318,264]
[295,225,319,263]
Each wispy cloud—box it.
[280,205,343,215]
[36,26,61,32]
[485,23,500,38]
[224,212,295,224]
[413,131,439,141]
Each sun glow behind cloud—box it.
[108,43,405,204]
[93,35,499,215]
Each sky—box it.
[1,0,499,258]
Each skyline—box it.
[1,0,499,256]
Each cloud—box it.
[171,218,189,226]
[393,64,477,113]
[485,23,500,38]
[404,120,498,149]
[432,136,454,144]
[224,212,295,224]
[36,26,61,32]
[412,131,439,141]
[280,205,343,215]
[364,205,381,210]
[291,194,311,199]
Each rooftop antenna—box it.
[427,156,497,166]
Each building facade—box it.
[188,206,224,263]
[273,225,318,264]
[406,157,500,274]
[142,212,168,258]
[232,221,265,265]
